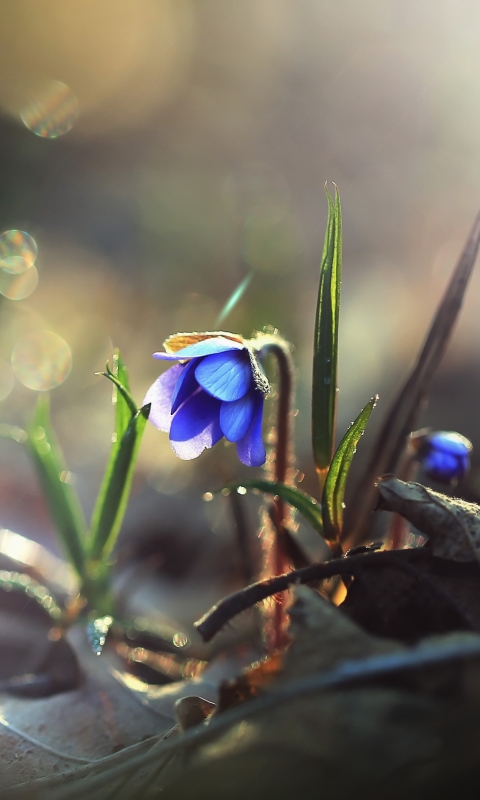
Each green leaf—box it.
[25,396,87,580]
[312,184,342,485]
[89,354,137,546]
[88,403,150,561]
[322,395,378,541]
[111,351,134,441]
[215,272,254,326]
[98,359,138,419]
[221,480,324,538]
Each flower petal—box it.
[236,393,266,467]
[143,365,183,432]
[171,360,199,414]
[170,391,222,460]
[220,392,256,442]
[164,331,243,353]
[154,337,244,362]
[195,351,252,401]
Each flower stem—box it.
[257,337,294,651]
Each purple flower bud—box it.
[143,333,269,467]
[418,430,472,484]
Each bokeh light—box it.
[11,331,72,391]
[0,230,37,274]
[0,360,14,402]
[0,266,38,300]
[20,81,78,139]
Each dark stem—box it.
[388,443,419,550]
[257,339,294,650]
[195,548,433,642]
[228,489,256,585]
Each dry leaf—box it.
[377,476,480,563]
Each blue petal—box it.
[423,451,468,482]
[154,337,244,361]
[170,391,222,460]
[143,365,183,433]
[171,360,199,414]
[427,431,472,456]
[420,431,472,483]
[236,393,266,467]
[220,392,256,442]
[195,351,252,401]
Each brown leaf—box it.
[377,476,480,563]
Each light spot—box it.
[0,230,37,274]
[12,331,72,391]
[0,265,38,300]
[20,81,79,138]
[0,360,14,401]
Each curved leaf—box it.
[25,397,87,580]
[221,480,324,538]
[312,185,342,486]
[90,353,137,549]
[322,395,378,541]
[88,404,150,560]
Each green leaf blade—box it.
[221,479,325,539]
[312,184,342,485]
[26,396,87,580]
[112,351,133,442]
[89,354,138,548]
[88,403,150,561]
[322,395,378,542]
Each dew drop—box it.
[323,376,331,385]
[203,491,213,502]
[173,632,189,648]
[236,486,247,495]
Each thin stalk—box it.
[257,338,294,650]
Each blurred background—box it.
[0,0,480,607]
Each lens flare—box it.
[11,332,72,391]
[20,81,79,139]
[0,230,38,274]
[0,265,38,300]
[0,361,14,402]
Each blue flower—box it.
[418,430,472,484]
[144,332,269,466]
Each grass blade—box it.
[322,395,378,542]
[89,354,137,545]
[312,184,342,487]
[88,404,150,560]
[111,351,134,439]
[215,272,253,326]
[97,359,138,419]
[221,479,324,537]
[345,209,480,547]
[26,396,87,580]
